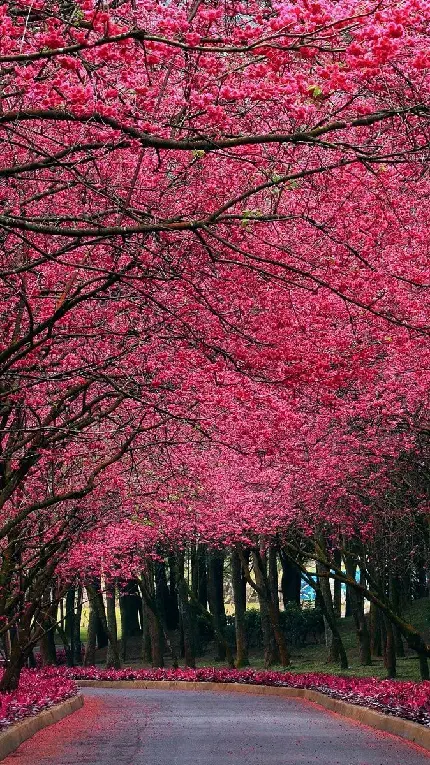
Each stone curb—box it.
[0,693,84,762]
[77,680,430,751]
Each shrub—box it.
[225,605,324,650]
[0,669,78,731]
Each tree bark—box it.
[345,581,353,617]
[382,614,396,679]
[91,580,108,650]
[176,552,195,668]
[279,551,301,607]
[65,588,75,666]
[39,590,57,666]
[286,540,430,677]
[84,580,114,667]
[155,559,170,629]
[268,547,279,610]
[389,575,405,657]
[240,548,290,667]
[369,602,382,656]
[148,606,164,667]
[141,601,152,664]
[419,653,430,680]
[0,634,26,691]
[333,550,342,618]
[73,586,83,664]
[316,561,338,662]
[84,589,97,666]
[191,544,208,606]
[119,580,142,638]
[167,554,180,630]
[207,550,227,661]
[231,548,249,667]
[106,581,121,669]
[344,555,371,665]
[140,564,164,667]
[315,560,348,669]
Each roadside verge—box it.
[0,694,84,761]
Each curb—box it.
[77,680,430,751]
[0,693,84,762]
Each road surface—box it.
[4,688,429,764]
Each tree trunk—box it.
[119,580,142,638]
[316,561,337,662]
[65,588,75,666]
[250,551,277,666]
[106,581,121,669]
[0,615,37,692]
[252,550,290,667]
[415,564,428,599]
[231,548,249,667]
[191,544,208,604]
[197,545,208,608]
[2,632,11,662]
[176,557,234,668]
[207,550,227,661]
[39,590,57,666]
[0,635,26,691]
[39,626,57,666]
[419,653,430,681]
[316,561,348,669]
[73,586,83,664]
[344,555,371,665]
[333,550,342,618]
[148,606,164,667]
[369,602,382,656]
[389,575,405,658]
[259,596,278,667]
[141,601,152,664]
[155,559,170,631]
[279,552,301,607]
[267,548,290,666]
[140,564,164,668]
[176,552,196,668]
[345,580,353,617]
[84,588,97,666]
[268,547,279,610]
[90,580,108,650]
[167,554,180,630]
[382,614,396,679]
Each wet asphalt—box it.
[4,687,429,765]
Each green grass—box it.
[195,600,430,682]
[76,598,429,682]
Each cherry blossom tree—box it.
[1,0,430,688]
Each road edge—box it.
[77,679,430,751]
[0,693,84,762]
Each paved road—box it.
[4,688,429,764]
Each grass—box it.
[75,598,430,682]
[196,599,430,682]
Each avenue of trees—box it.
[0,0,430,690]
[32,525,429,681]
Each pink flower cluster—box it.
[0,669,78,731]
[65,666,430,726]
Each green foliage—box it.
[225,605,324,650]
[194,610,215,653]
[307,83,323,98]
[280,603,324,645]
